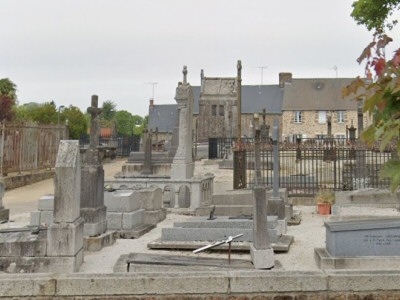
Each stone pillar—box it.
[47,140,84,272]
[171,66,194,180]
[0,178,9,222]
[250,186,274,269]
[81,95,107,237]
[267,117,286,232]
[141,129,153,175]
[174,192,180,209]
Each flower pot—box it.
[317,203,331,215]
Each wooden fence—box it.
[0,122,68,175]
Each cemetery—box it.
[0,68,399,299]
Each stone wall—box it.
[1,271,400,299]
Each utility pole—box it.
[328,65,338,78]
[255,66,268,86]
[145,82,158,100]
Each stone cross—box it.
[260,108,270,142]
[327,115,332,138]
[183,65,188,84]
[87,95,102,149]
[141,128,153,175]
[272,117,280,198]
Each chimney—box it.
[149,98,154,109]
[279,72,292,88]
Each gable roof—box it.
[282,78,358,111]
[148,104,178,133]
[192,84,283,114]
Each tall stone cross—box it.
[87,95,102,149]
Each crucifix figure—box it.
[87,95,102,149]
[183,65,188,84]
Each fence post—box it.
[0,122,4,176]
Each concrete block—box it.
[84,219,107,237]
[0,274,55,297]
[104,190,141,212]
[47,217,84,256]
[250,245,274,269]
[37,194,54,210]
[30,210,53,226]
[137,187,163,210]
[144,209,166,225]
[229,271,327,293]
[122,209,144,230]
[326,217,400,256]
[0,231,47,257]
[80,205,107,223]
[107,212,123,230]
[84,231,117,252]
[55,272,229,296]
[0,208,9,223]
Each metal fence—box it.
[79,135,140,157]
[224,137,397,196]
[0,122,68,175]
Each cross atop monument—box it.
[183,65,188,84]
[87,95,102,149]
[260,108,267,126]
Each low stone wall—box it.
[1,270,400,299]
[3,170,54,190]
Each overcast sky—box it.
[1,0,396,117]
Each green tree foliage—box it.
[0,78,17,100]
[101,100,116,121]
[115,111,144,136]
[61,105,88,139]
[30,102,58,124]
[344,1,400,191]
[351,0,400,31]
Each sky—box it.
[0,0,397,117]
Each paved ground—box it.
[2,158,400,273]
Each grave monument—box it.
[250,119,274,269]
[80,95,107,237]
[0,178,9,223]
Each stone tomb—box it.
[0,179,9,223]
[315,217,400,270]
[104,187,166,238]
[0,140,84,273]
[148,215,293,252]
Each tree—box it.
[61,105,88,139]
[0,78,17,100]
[30,102,58,124]
[0,95,15,122]
[115,110,134,136]
[344,1,400,191]
[101,100,117,121]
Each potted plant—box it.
[315,189,335,215]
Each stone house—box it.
[280,74,368,141]
[148,69,368,144]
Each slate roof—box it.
[192,84,283,114]
[147,104,178,133]
[282,78,358,111]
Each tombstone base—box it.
[84,231,117,252]
[0,208,9,223]
[267,196,285,219]
[250,245,274,269]
[80,206,107,237]
[171,161,194,180]
[47,217,84,256]
[314,247,400,270]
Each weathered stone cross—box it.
[87,95,102,149]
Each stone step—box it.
[161,227,280,243]
[212,188,289,206]
[148,234,294,253]
[196,205,253,217]
[173,216,278,229]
